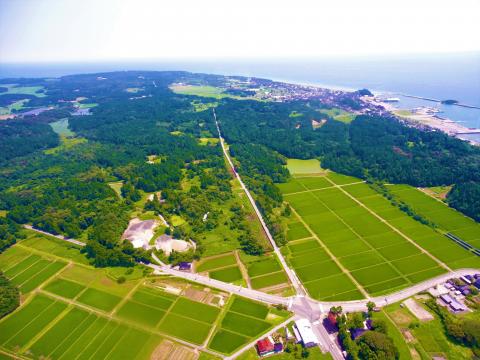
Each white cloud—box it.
[0,0,479,62]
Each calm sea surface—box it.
[1,53,479,132]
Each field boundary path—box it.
[323,177,452,272]
[213,108,304,296]
[23,225,86,247]
[289,206,370,299]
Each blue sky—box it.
[1,0,479,62]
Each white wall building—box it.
[294,318,319,348]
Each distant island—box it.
[441,99,459,105]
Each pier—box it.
[401,94,480,110]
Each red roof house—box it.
[256,338,274,356]
[328,312,337,326]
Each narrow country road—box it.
[213,108,305,296]
[24,225,86,247]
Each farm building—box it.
[178,262,192,271]
[256,338,274,356]
[294,318,319,348]
[440,294,453,304]
[450,300,467,312]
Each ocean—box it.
[1,52,479,135]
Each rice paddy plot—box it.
[326,172,361,185]
[342,183,379,198]
[406,267,446,283]
[288,239,321,254]
[116,301,166,327]
[4,300,67,350]
[286,221,311,241]
[0,246,31,270]
[170,297,220,323]
[295,260,343,283]
[338,251,387,271]
[19,261,66,293]
[209,265,243,283]
[76,287,122,312]
[391,254,440,275]
[220,311,271,337]
[196,253,237,272]
[3,254,41,278]
[247,256,282,277]
[229,296,269,319]
[295,177,332,190]
[290,249,331,268]
[304,273,363,301]
[0,295,56,345]
[29,307,90,357]
[43,278,85,299]
[286,159,322,175]
[276,179,306,194]
[351,263,403,287]
[250,271,289,289]
[208,329,248,354]
[365,277,409,296]
[130,288,176,310]
[157,313,212,344]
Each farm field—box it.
[0,84,46,97]
[285,159,323,175]
[195,251,292,293]
[318,107,356,124]
[383,298,474,359]
[279,171,479,300]
[195,252,244,284]
[245,254,291,292]
[344,183,480,270]
[0,236,290,358]
[389,185,480,248]
[0,245,66,294]
[170,84,256,100]
[208,296,290,354]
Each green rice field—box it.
[285,158,322,174]
[389,185,480,249]
[208,296,287,354]
[279,172,479,300]
[0,236,291,358]
[244,254,291,290]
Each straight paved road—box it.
[24,225,86,247]
[213,109,305,296]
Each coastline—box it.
[368,98,480,146]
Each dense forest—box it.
[215,100,480,187]
[0,271,19,319]
[447,182,480,222]
[1,70,479,268]
[0,217,24,253]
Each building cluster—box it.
[429,273,480,313]
[256,318,319,357]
